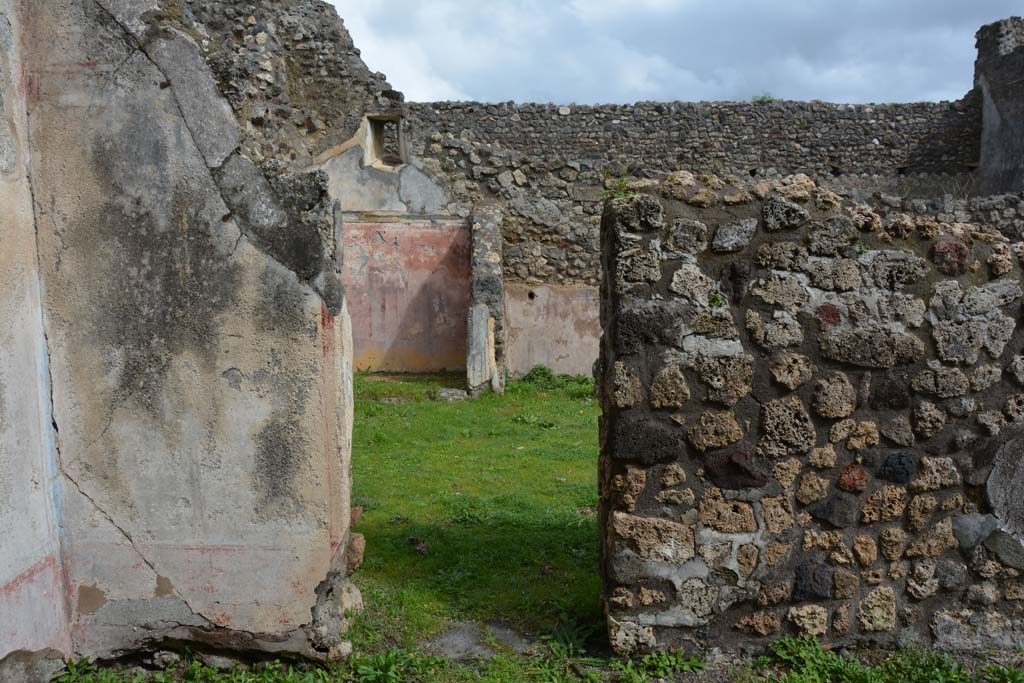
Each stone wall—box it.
[188,0,401,169]
[598,173,1024,654]
[405,98,982,288]
[195,3,1016,382]
[467,206,507,394]
[2,0,358,671]
[976,17,1024,194]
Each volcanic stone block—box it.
[987,427,1024,540]
[878,453,917,485]
[809,492,862,528]
[953,514,1000,553]
[712,218,758,252]
[762,196,810,232]
[793,562,834,601]
[821,330,925,368]
[608,414,686,464]
[705,450,770,490]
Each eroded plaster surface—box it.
[0,0,70,661]
[506,285,601,377]
[343,221,470,372]
[2,0,358,668]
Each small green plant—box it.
[351,649,443,683]
[513,412,557,429]
[54,661,130,683]
[515,365,595,399]
[52,660,99,683]
[610,649,705,682]
[751,92,775,104]
[763,635,874,683]
[610,658,649,683]
[520,364,558,387]
[601,163,637,200]
[530,655,578,683]
[53,660,149,683]
[737,636,987,683]
[602,175,636,200]
[877,649,973,683]
[708,290,727,308]
[982,664,1024,683]
[639,650,706,677]
[542,618,596,661]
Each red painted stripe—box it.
[1,555,58,598]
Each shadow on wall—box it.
[344,222,470,372]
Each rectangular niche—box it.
[365,115,406,169]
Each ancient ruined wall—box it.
[0,1,71,668]
[599,173,1024,654]
[209,3,1000,380]
[395,95,984,376]
[467,206,507,394]
[188,0,401,170]
[0,0,358,666]
[976,17,1024,194]
[405,98,982,288]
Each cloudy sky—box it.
[332,1,1016,105]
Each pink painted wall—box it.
[344,222,470,372]
[506,284,601,378]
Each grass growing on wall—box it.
[348,369,602,650]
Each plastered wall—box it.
[2,0,359,670]
[0,0,71,662]
[344,220,470,372]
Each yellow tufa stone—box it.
[611,512,695,563]
[699,488,758,534]
[858,587,897,632]
[761,496,796,534]
[862,485,908,523]
[788,605,828,636]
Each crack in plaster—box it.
[61,2,351,652]
[57,474,311,649]
[3,2,353,657]
[90,0,339,312]
[23,97,76,644]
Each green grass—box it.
[735,637,1024,683]
[349,369,602,650]
[63,375,1024,681]
[65,368,609,682]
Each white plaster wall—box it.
[16,0,355,659]
[0,0,71,660]
[506,284,601,377]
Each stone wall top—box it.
[977,17,1024,60]
[187,0,401,168]
[408,98,980,179]
[401,97,984,287]
[175,2,1021,290]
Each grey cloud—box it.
[335,0,1019,104]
